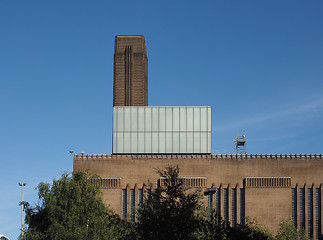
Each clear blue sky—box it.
[1,1,323,238]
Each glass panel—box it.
[138,107,145,132]
[158,132,166,153]
[224,188,229,223]
[232,188,237,227]
[138,133,145,153]
[122,189,127,219]
[165,132,173,153]
[208,193,213,209]
[117,132,124,153]
[180,132,187,153]
[159,107,166,131]
[193,107,201,131]
[187,132,194,153]
[200,107,207,131]
[145,107,152,131]
[173,132,179,153]
[292,188,297,227]
[124,132,131,153]
[165,107,173,131]
[240,188,245,225]
[216,188,221,217]
[138,189,143,209]
[300,188,305,229]
[179,107,187,131]
[208,107,212,131]
[173,107,180,131]
[187,107,194,131]
[193,132,201,153]
[131,132,138,153]
[146,189,151,199]
[152,132,158,153]
[144,132,151,153]
[131,107,138,131]
[130,189,135,221]
[308,188,313,239]
[124,107,131,131]
[201,132,207,153]
[117,107,124,132]
[316,188,321,238]
[113,107,117,132]
[152,107,159,131]
[113,132,117,153]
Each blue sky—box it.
[1,1,323,238]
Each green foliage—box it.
[228,217,273,240]
[136,165,202,240]
[22,171,130,240]
[194,209,229,240]
[196,212,273,240]
[21,167,314,240]
[107,215,138,240]
[135,165,284,240]
[275,219,310,240]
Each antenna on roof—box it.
[235,133,246,155]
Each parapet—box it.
[74,153,323,161]
[115,35,146,54]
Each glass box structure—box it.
[113,106,211,154]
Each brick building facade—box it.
[73,36,323,239]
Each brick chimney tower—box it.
[113,35,148,106]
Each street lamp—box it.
[204,187,217,195]
[18,182,26,237]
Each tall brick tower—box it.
[113,35,148,106]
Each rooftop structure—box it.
[235,134,246,154]
[113,106,211,154]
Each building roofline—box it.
[115,35,145,38]
[74,153,323,160]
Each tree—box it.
[227,217,273,240]
[275,219,310,240]
[136,165,202,240]
[194,209,229,240]
[21,168,309,240]
[196,211,275,240]
[22,171,130,240]
[136,165,276,240]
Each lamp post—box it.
[18,182,26,236]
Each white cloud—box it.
[214,95,323,132]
